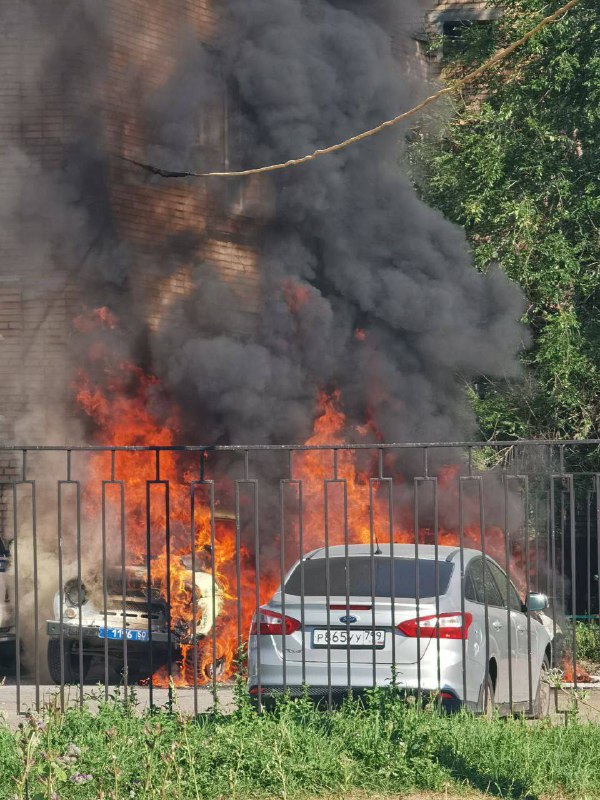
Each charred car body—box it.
[46,548,224,684]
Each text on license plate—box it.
[312,629,386,648]
[98,628,149,642]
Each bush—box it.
[576,621,600,663]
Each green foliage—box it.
[575,621,600,664]
[411,0,600,442]
[2,693,600,799]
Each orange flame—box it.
[73,310,527,685]
[74,354,277,685]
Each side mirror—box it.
[526,592,549,612]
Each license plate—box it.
[98,628,150,642]
[312,629,386,648]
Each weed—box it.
[1,692,600,799]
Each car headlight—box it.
[64,578,87,607]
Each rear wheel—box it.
[47,639,91,685]
[533,655,551,719]
[183,647,226,681]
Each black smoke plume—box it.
[147,0,527,448]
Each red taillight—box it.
[329,604,372,611]
[250,608,301,636]
[397,612,473,640]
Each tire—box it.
[47,639,91,685]
[481,674,495,717]
[533,655,551,719]
[183,647,225,682]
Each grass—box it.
[2,686,600,800]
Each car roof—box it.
[304,543,483,562]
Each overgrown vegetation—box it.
[410,0,600,445]
[2,689,600,800]
[576,621,600,665]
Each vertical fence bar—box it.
[209,481,218,710]
[458,474,469,710]
[413,476,421,704]
[546,484,552,600]
[12,451,38,715]
[549,476,558,670]
[144,452,172,709]
[279,478,288,695]
[119,471,128,708]
[568,474,577,689]
[298,475,306,688]
[323,456,333,710]
[11,482,20,716]
[234,479,242,672]
[341,471,351,699]
[432,476,441,699]
[101,477,109,703]
[189,463,200,717]
[237,452,260,710]
[503,468,531,712]
[12,450,36,715]
[560,472,567,612]
[413,457,437,705]
[57,473,65,712]
[251,466,260,712]
[283,454,305,687]
[57,452,83,709]
[534,494,540,594]
[477,479,490,713]
[31,469,40,711]
[596,475,600,642]
[587,488,593,621]
[523,478,534,713]
[101,450,124,704]
[368,478,377,691]
[368,458,394,691]
[323,451,348,706]
[503,471,514,713]
[190,455,216,713]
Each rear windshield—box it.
[284,556,453,598]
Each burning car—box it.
[46,546,224,684]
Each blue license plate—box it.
[98,628,150,642]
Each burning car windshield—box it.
[284,556,453,598]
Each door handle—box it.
[492,621,504,630]
[517,626,527,634]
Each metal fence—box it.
[0,441,599,717]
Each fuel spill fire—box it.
[71,307,561,686]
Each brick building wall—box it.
[104,0,263,340]
[0,0,264,459]
[0,1,83,449]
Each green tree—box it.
[411,0,600,441]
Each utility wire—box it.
[121,0,580,180]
